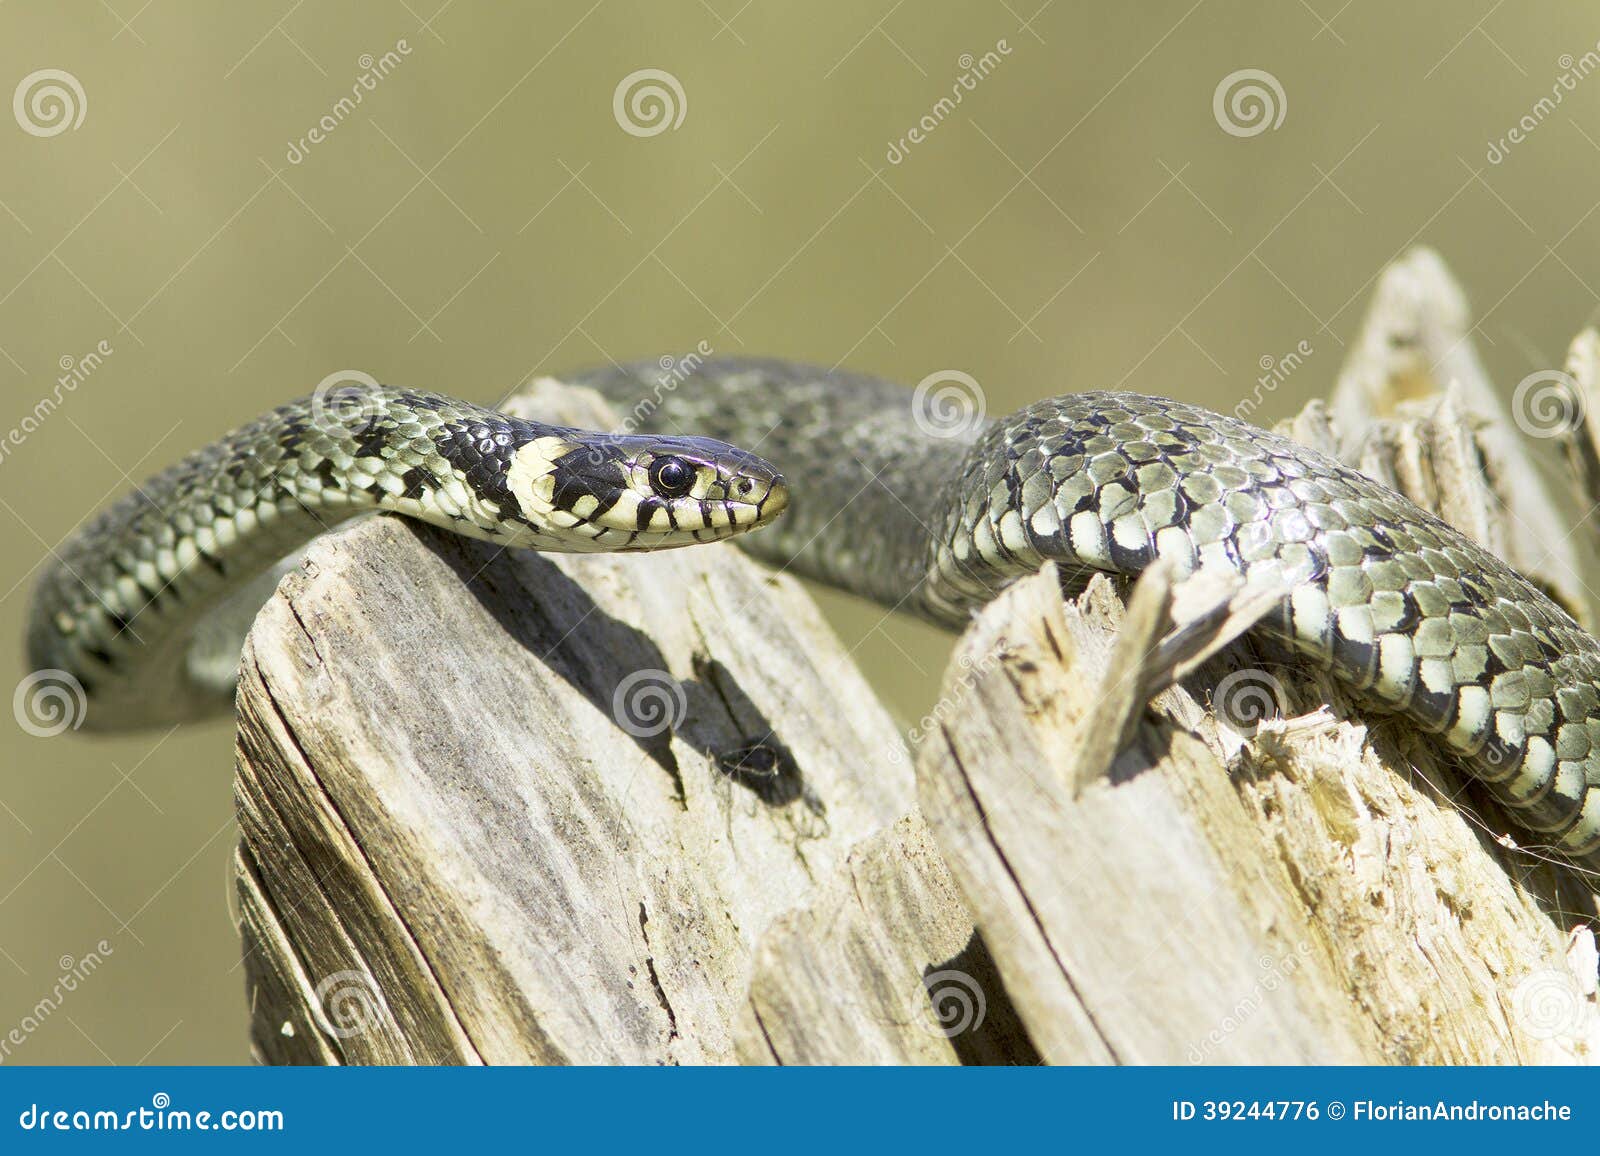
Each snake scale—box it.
[25,357,1600,875]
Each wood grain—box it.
[237,252,1600,1065]
[235,383,955,1064]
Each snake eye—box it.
[648,456,697,498]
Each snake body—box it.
[26,383,787,730]
[26,358,1600,873]
[571,359,1600,873]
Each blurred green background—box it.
[3,0,1599,1063]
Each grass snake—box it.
[25,357,1600,876]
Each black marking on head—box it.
[551,465,604,514]
[431,415,540,525]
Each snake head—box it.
[506,433,788,551]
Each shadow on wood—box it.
[236,251,1600,1065]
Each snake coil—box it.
[26,358,1600,875]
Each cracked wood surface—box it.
[237,251,1600,1065]
[235,383,990,1064]
[917,566,1598,1063]
[911,250,1600,1064]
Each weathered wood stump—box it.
[237,250,1600,1064]
[234,384,1025,1065]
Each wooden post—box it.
[236,251,1600,1064]
[233,383,1032,1065]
